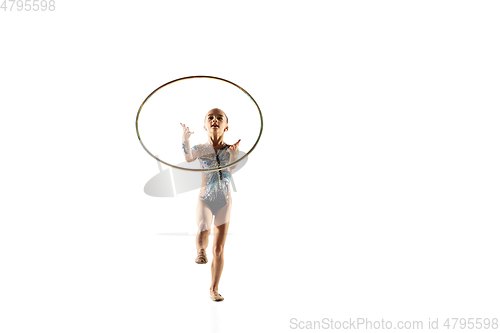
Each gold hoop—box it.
[136,75,263,172]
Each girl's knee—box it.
[212,246,224,258]
[197,222,211,233]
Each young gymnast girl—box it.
[180,108,240,302]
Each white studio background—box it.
[1,1,499,333]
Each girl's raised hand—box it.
[228,139,241,152]
[180,123,194,141]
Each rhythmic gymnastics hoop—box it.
[136,75,263,172]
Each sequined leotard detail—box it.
[190,143,232,215]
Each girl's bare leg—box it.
[195,230,210,256]
[210,201,231,296]
[195,198,213,261]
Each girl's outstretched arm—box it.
[181,123,197,162]
[227,139,241,170]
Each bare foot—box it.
[210,290,224,301]
[195,249,208,264]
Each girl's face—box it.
[204,109,228,135]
